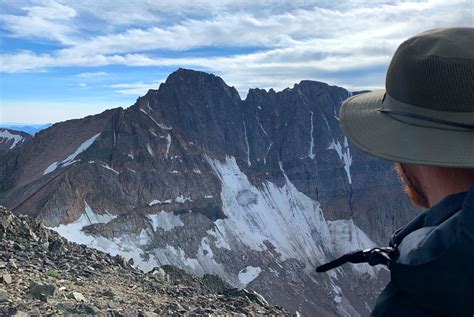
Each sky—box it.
[0,0,472,124]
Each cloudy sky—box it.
[0,0,472,124]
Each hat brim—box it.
[340,91,474,168]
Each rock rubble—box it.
[0,206,286,316]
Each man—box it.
[317,28,474,316]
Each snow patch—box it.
[205,156,334,267]
[83,201,116,225]
[309,111,315,159]
[206,228,231,250]
[242,120,251,167]
[149,200,161,206]
[50,202,159,271]
[140,108,172,130]
[268,267,280,277]
[165,134,171,159]
[63,133,101,164]
[255,116,269,137]
[151,242,228,279]
[263,142,273,165]
[203,156,382,286]
[146,100,153,113]
[328,219,378,277]
[52,201,116,240]
[62,159,80,168]
[149,199,172,206]
[238,266,262,286]
[146,144,154,156]
[0,129,25,149]
[43,162,59,175]
[175,195,192,203]
[148,211,184,232]
[101,164,119,175]
[43,133,101,175]
[328,137,352,184]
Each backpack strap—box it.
[316,247,396,272]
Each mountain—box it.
[0,206,285,315]
[0,69,420,316]
[0,128,32,154]
[0,124,52,136]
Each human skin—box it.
[396,163,474,208]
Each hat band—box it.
[377,93,474,131]
[377,108,474,130]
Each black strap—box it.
[378,108,474,130]
[316,247,395,273]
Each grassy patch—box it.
[47,270,61,279]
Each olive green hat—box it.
[340,27,474,167]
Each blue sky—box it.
[0,0,472,124]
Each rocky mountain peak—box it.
[0,69,419,316]
[155,68,241,106]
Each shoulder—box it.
[370,282,437,317]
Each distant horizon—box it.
[0,122,52,126]
[1,0,471,124]
[0,68,383,125]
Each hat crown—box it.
[386,27,474,112]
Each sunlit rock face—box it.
[0,69,419,316]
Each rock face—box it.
[0,206,286,315]
[0,69,420,316]
[0,129,31,154]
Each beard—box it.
[395,163,430,208]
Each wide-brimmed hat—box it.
[340,27,474,167]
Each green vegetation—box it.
[47,270,61,279]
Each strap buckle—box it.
[316,247,396,273]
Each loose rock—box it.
[70,291,86,302]
[28,282,56,300]
[0,289,8,302]
[2,274,12,285]
[0,206,287,315]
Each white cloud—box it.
[0,0,472,93]
[0,0,78,44]
[75,71,110,78]
[110,80,163,95]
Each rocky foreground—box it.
[0,207,286,316]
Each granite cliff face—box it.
[0,69,419,316]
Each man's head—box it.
[339,27,474,207]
